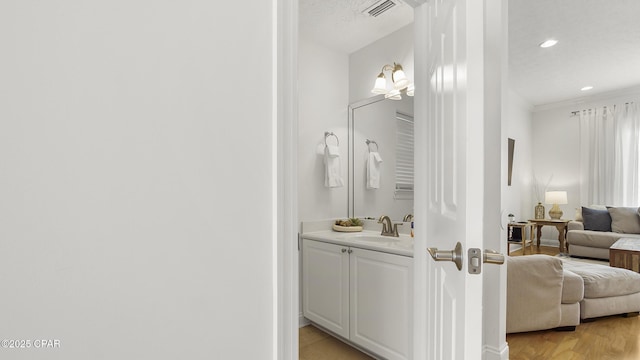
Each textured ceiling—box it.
[299,0,414,54]
[509,0,640,106]
[300,0,640,107]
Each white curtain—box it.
[579,102,639,206]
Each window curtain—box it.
[579,102,639,206]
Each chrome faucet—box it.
[378,215,400,237]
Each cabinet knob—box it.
[348,249,353,254]
[341,248,347,253]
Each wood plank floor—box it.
[299,325,373,360]
[507,314,640,360]
[299,246,640,359]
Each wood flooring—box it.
[507,314,640,360]
[299,246,640,359]
[299,325,373,360]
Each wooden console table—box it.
[527,219,570,253]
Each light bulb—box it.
[539,39,558,48]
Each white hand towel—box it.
[366,151,383,189]
[324,145,344,188]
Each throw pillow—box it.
[582,207,612,231]
[608,207,640,234]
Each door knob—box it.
[483,249,505,265]
[427,242,463,271]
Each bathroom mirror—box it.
[348,95,414,221]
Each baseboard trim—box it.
[299,313,310,328]
[483,343,509,360]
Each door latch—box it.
[468,248,482,274]
[468,248,505,274]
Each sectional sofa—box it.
[507,254,640,333]
[567,206,640,260]
[506,255,582,333]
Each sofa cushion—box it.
[562,270,584,304]
[582,207,612,231]
[562,260,640,298]
[507,255,563,333]
[566,230,640,249]
[608,206,640,234]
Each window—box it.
[395,112,414,199]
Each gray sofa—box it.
[567,206,640,260]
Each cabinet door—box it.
[349,248,413,360]
[302,239,350,338]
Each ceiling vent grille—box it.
[363,0,398,17]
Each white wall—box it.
[0,2,275,358]
[504,89,534,222]
[531,87,640,242]
[349,25,414,103]
[298,38,350,222]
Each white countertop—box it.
[301,220,414,257]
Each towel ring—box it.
[324,131,339,146]
[366,139,379,152]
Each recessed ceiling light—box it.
[581,86,594,91]
[539,39,558,48]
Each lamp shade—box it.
[371,73,388,94]
[545,191,567,205]
[391,64,409,90]
[406,83,414,96]
[384,89,402,100]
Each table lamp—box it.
[545,191,567,220]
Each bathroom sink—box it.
[347,234,402,243]
[343,233,413,250]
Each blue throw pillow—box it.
[582,206,612,231]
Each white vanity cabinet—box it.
[302,239,350,338]
[302,238,413,360]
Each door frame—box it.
[276,0,299,358]
[276,0,508,359]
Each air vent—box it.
[362,0,398,17]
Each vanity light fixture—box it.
[386,89,402,100]
[406,83,414,96]
[581,86,593,91]
[539,39,558,48]
[371,62,414,100]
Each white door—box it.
[414,0,504,359]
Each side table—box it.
[507,222,534,255]
[528,219,570,253]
